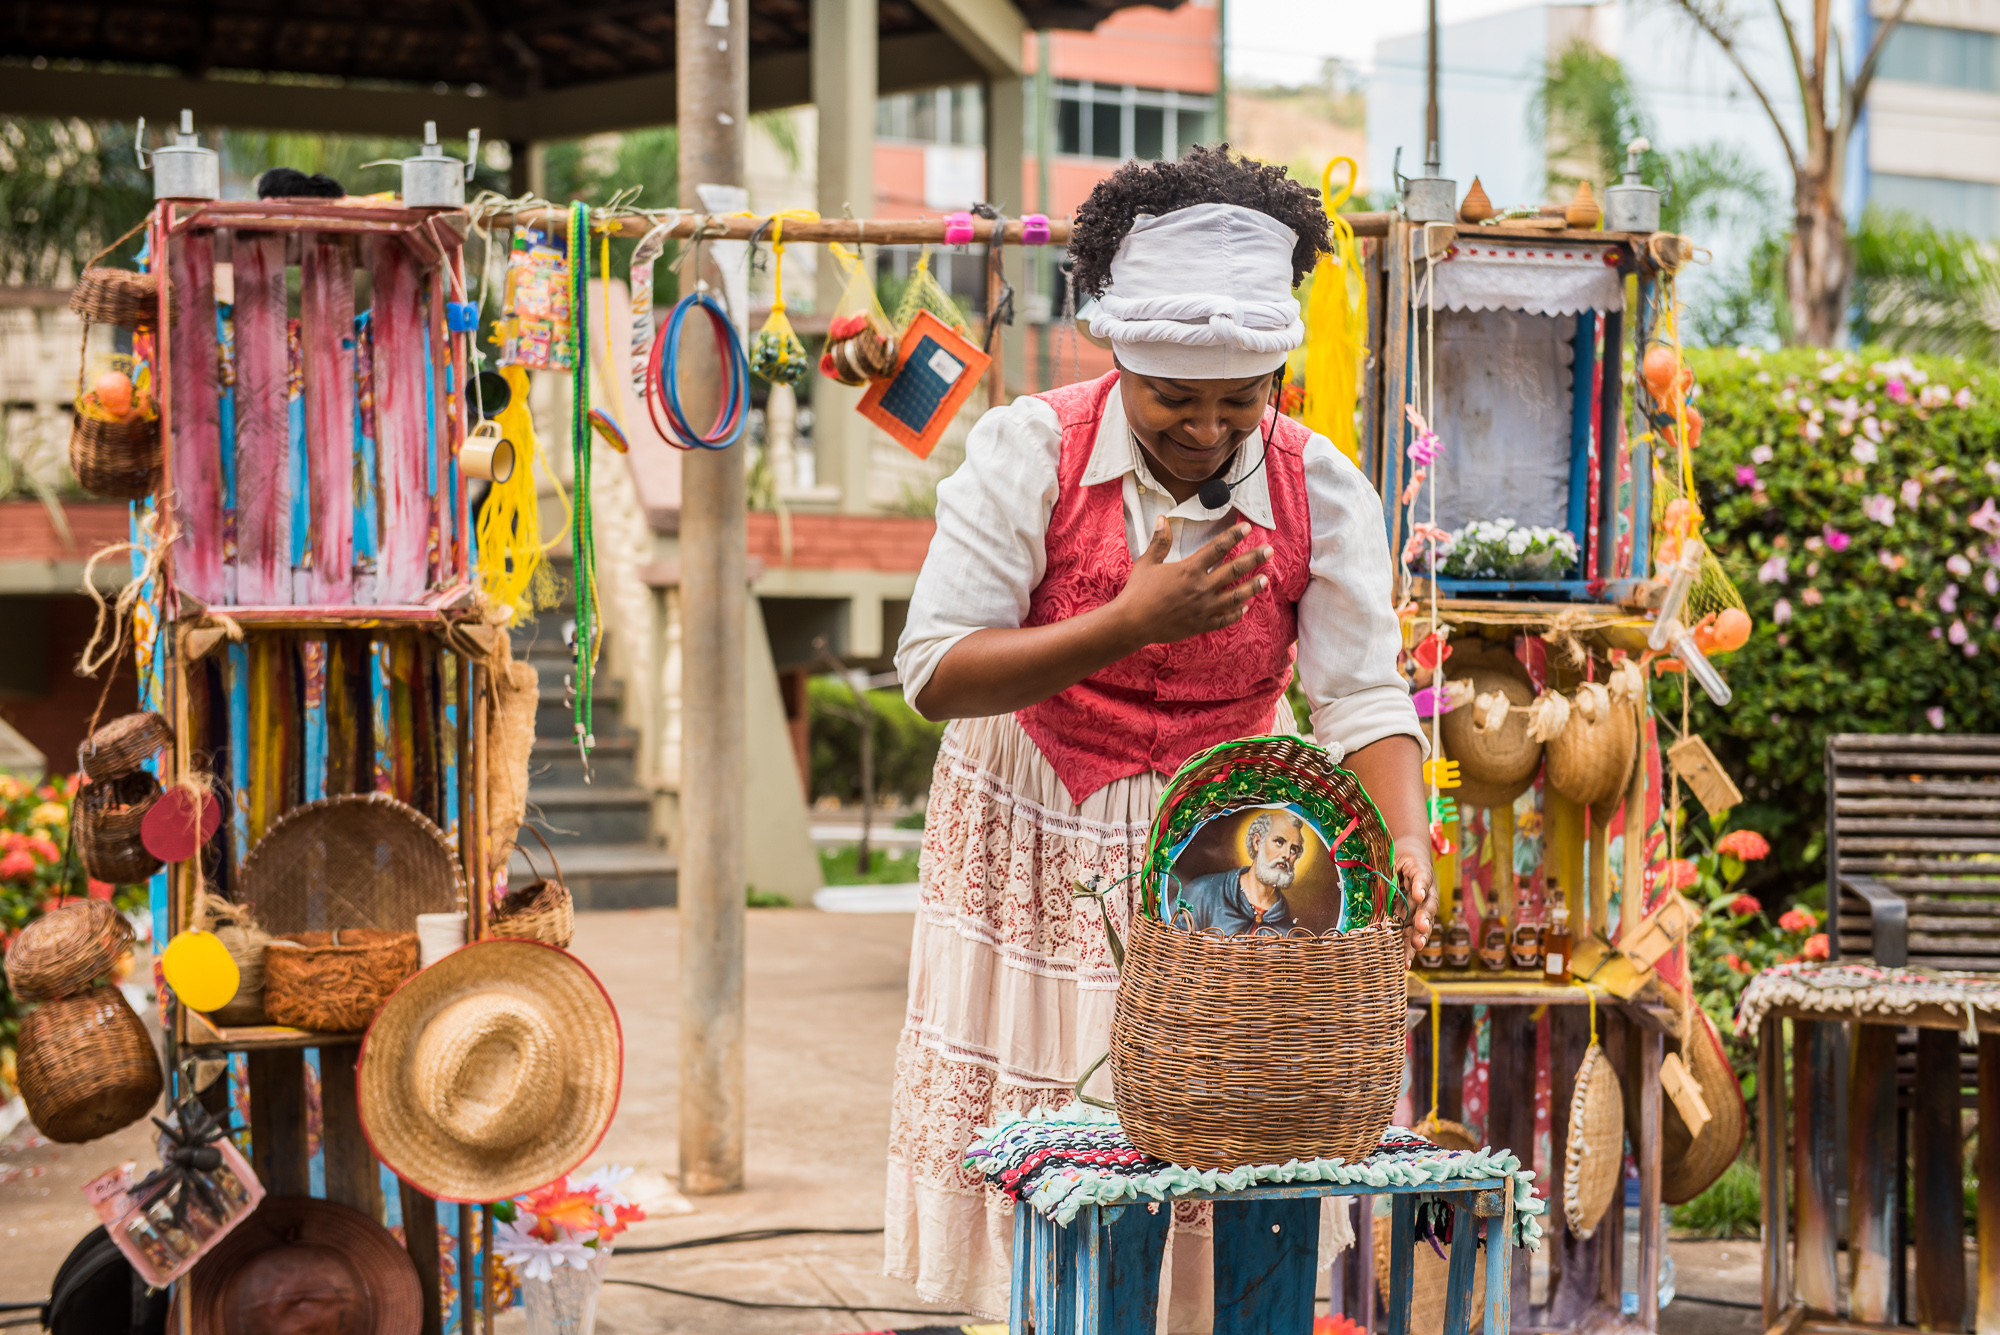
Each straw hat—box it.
[356,939,621,1203]
[1662,1009,1746,1204]
[1564,1043,1623,1239]
[188,1197,422,1335]
[1437,644,1542,809]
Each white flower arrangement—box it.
[1427,519,1580,580]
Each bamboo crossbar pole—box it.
[480,210,1398,245]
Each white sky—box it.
[1225,0,1541,85]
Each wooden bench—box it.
[1828,733,2000,971]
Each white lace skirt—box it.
[885,711,1209,1323]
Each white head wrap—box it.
[1089,202,1304,379]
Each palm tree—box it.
[0,118,153,285]
[1850,209,2000,362]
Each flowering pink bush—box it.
[1778,906,1817,933]
[1716,830,1771,861]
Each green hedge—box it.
[807,676,948,805]
[1685,347,2000,901]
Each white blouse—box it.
[895,387,1425,765]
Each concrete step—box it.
[536,681,626,739]
[509,843,677,911]
[523,784,656,845]
[531,735,638,788]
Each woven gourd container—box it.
[1436,648,1542,810]
[74,771,164,885]
[78,711,174,782]
[3,899,134,1002]
[1545,682,1637,809]
[206,908,273,1027]
[16,985,163,1142]
[1110,735,1406,1170]
[491,828,574,948]
[67,414,160,500]
[68,268,171,328]
[263,929,419,1033]
[1661,1010,1746,1205]
[1564,1043,1624,1238]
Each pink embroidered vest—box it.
[1014,371,1314,801]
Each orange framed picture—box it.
[857,310,992,459]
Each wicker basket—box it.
[74,771,165,885]
[16,985,163,1143]
[204,904,273,1027]
[240,794,464,936]
[68,413,160,500]
[68,268,171,328]
[1109,735,1407,1170]
[3,898,135,1002]
[263,929,419,1033]
[491,827,574,948]
[1372,1211,1488,1335]
[1545,682,1637,809]
[1436,649,1542,810]
[78,711,174,782]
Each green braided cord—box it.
[568,201,597,755]
[1140,735,1398,930]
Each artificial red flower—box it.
[1778,907,1817,933]
[0,849,36,881]
[1728,894,1761,916]
[598,1202,645,1241]
[1716,829,1771,861]
[1803,933,1829,960]
[520,1177,606,1242]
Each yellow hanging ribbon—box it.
[1412,971,1444,1126]
[1298,157,1369,463]
[1571,978,1601,1049]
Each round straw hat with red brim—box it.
[357,938,622,1203]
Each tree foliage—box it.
[1850,208,2000,363]
[1683,345,2000,901]
[0,118,153,285]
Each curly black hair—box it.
[1067,145,1331,298]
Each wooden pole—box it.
[676,0,749,1197]
[483,210,1403,245]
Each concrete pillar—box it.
[813,0,879,513]
[985,72,1027,399]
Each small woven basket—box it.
[1662,1010,1746,1205]
[74,771,165,885]
[491,827,574,948]
[68,413,161,500]
[1110,735,1407,1170]
[68,268,171,328]
[263,929,419,1033]
[78,711,174,782]
[3,899,135,1003]
[202,902,273,1027]
[16,985,163,1143]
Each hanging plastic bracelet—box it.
[1021,213,1052,245]
[645,293,750,450]
[944,210,976,246]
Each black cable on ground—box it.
[0,1303,44,1312]
[605,1276,976,1318]
[612,1225,886,1256]
[1672,1293,1762,1310]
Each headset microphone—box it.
[1196,409,1277,512]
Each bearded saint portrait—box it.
[1171,807,1312,936]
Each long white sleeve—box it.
[1296,434,1427,760]
[894,396,1065,707]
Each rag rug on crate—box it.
[965,1100,1546,1248]
[1738,960,2000,1041]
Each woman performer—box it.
[885,146,1436,1324]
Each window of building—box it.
[1872,173,2000,239]
[1878,22,2000,93]
[877,85,985,146]
[1048,81,1215,162]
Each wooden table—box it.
[1756,1002,2000,1333]
[1011,1176,1518,1335]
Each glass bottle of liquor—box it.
[1443,901,1473,969]
[1543,883,1572,983]
[1418,912,1445,970]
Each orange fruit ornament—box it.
[93,371,134,419]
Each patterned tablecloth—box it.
[963,1101,1546,1249]
[1737,960,2000,1040]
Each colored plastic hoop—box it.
[644,293,749,450]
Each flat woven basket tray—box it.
[238,793,464,936]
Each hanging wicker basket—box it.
[262,929,419,1033]
[67,413,160,500]
[239,793,463,936]
[1545,682,1638,809]
[491,827,574,948]
[16,985,163,1143]
[1108,735,1406,1170]
[74,771,165,885]
[2,898,135,1003]
[78,711,174,782]
[68,268,171,329]
[201,901,273,1027]
[1436,646,1542,810]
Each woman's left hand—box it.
[1395,848,1438,966]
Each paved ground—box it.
[0,906,1811,1333]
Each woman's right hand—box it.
[1109,518,1272,647]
